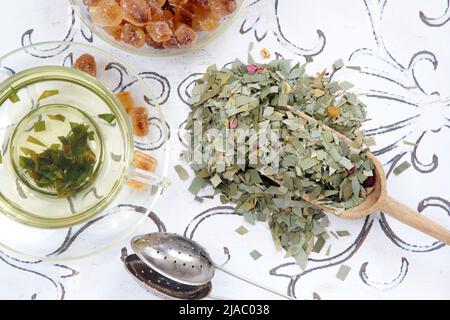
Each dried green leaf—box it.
[174,165,189,181]
[210,174,222,187]
[38,90,59,101]
[235,225,249,235]
[294,247,308,270]
[34,120,46,133]
[312,236,325,253]
[9,90,20,103]
[338,157,354,170]
[150,185,159,195]
[27,136,47,148]
[336,230,351,237]
[402,140,416,146]
[20,123,96,196]
[194,196,204,203]
[393,161,411,176]
[363,137,376,147]
[336,264,351,281]
[48,114,66,122]
[346,65,361,71]
[98,113,116,124]
[249,249,262,260]
[333,59,344,70]
[183,57,372,268]
[188,177,204,196]
[339,81,354,90]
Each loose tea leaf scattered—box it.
[48,114,66,122]
[188,177,204,196]
[330,231,339,239]
[98,113,117,124]
[235,225,249,235]
[183,57,373,268]
[150,185,159,195]
[38,90,59,101]
[293,247,308,270]
[336,230,350,237]
[402,140,416,146]
[127,151,157,191]
[194,196,204,203]
[174,164,189,181]
[333,59,345,70]
[249,249,262,260]
[34,120,46,132]
[325,244,331,256]
[20,122,96,197]
[393,160,411,176]
[312,235,325,253]
[336,264,351,281]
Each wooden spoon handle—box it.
[379,196,450,245]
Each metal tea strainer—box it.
[124,232,294,300]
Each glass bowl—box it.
[0,41,170,260]
[69,0,244,57]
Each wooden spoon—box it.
[266,106,450,245]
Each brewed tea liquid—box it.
[15,104,101,151]
[0,66,132,226]
[11,104,104,196]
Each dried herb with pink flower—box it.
[182,57,374,268]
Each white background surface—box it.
[0,0,449,300]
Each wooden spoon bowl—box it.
[272,106,450,245]
[302,151,385,219]
[342,151,450,245]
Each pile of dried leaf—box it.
[182,58,375,268]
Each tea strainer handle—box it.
[213,263,295,300]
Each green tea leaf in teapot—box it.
[48,114,66,122]
[33,120,46,132]
[98,113,116,124]
[27,135,47,148]
[38,90,59,101]
[9,90,20,103]
[20,122,96,197]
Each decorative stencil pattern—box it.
[0,0,448,299]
